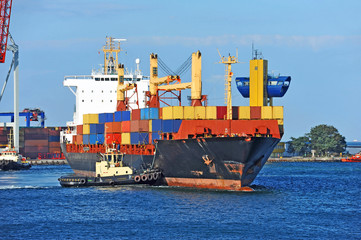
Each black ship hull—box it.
[62,136,279,190]
[152,136,279,190]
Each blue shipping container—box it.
[149,108,159,119]
[141,108,149,120]
[151,132,161,143]
[83,134,90,144]
[89,134,97,144]
[130,132,140,145]
[98,113,107,123]
[105,113,114,122]
[49,135,60,142]
[173,120,182,132]
[90,124,97,134]
[139,133,149,144]
[151,119,162,132]
[114,111,122,122]
[97,134,104,144]
[121,111,131,121]
[162,120,174,133]
[96,123,104,134]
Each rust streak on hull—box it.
[165,177,253,191]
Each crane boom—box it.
[0,0,12,63]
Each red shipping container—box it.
[250,106,261,119]
[131,120,149,132]
[132,109,141,120]
[49,142,60,148]
[105,133,122,144]
[49,147,61,153]
[76,125,83,135]
[25,139,49,147]
[73,135,77,144]
[130,120,139,132]
[48,129,60,136]
[216,106,227,120]
[121,121,131,132]
[24,146,49,152]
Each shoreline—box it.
[268,157,342,162]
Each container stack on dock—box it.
[0,127,63,159]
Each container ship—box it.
[61,37,290,191]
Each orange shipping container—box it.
[130,120,149,132]
[105,122,121,133]
[76,125,83,135]
[76,135,83,144]
[250,106,261,119]
[49,142,60,148]
[121,121,131,132]
[105,133,122,144]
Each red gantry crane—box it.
[0,0,12,63]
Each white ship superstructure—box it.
[61,37,149,142]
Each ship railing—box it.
[64,75,93,80]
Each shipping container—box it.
[24,139,48,147]
[106,113,114,122]
[83,124,90,135]
[76,135,83,144]
[141,108,149,120]
[162,120,174,133]
[76,125,83,135]
[122,111,131,121]
[205,106,217,120]
[184,106,195,119]
[24,134,48,140]
[149,108,159,119]
[49,142,60,148]
[173,106,184,119]
[83,114,99,124]
[24,146,49,153]
[98,113,107,123]
[131,109,141,120]
[24,128,48,135]
[96,134,104,144]
[89,124,97,134]
[89,134,97,144]
[48,135,60,142]
[238,106,250,119]
[130,120,149,132]
[105,133,121,144]
[96,123,105,134]
[130,132,149,145]
[121,133,130,145]
[114,111,122,122]
[83,134,90,145]
[49,147,61,154]
[250,106,261,119]
[121,121,131,132]
[216,106,227,120]
[232,106,239,120]
[162,107,173,120]
[151,119,162,133]
[273,106,284,119]
[195,106,206,119]
[261,106,273,119]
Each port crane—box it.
[0,0,20,151]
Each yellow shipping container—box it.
[162,107,173,120]
[238,106,250,119]
[121,133,131,145]
[205,106,217,120]
[83,114,99,124]
[83,124,90,135]
[184,106,195,119]
[173,106,184,119]
[273,106,284,119]
[277,119,284,125]
[195,106,206,119]
[261,106,273,119]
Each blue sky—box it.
[0,0,360,142]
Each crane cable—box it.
[157,54,192,77]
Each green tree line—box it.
[287,124,346,157]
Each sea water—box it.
[0,163,360,239]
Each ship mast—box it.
[218,50,239,120]
[102,37,126,75]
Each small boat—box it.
[58,148,161,187]
[0,150,31,171]
[341,153,361,162]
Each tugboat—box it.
[0,150,31,171]
[58,147,161,187]
[341,153,361,162]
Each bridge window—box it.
[111,78,117,81]
[95,78,100,81]
[101,78,104,81]
[277,82,283,85]
[268,81,278,86]
[105,78,109,81]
